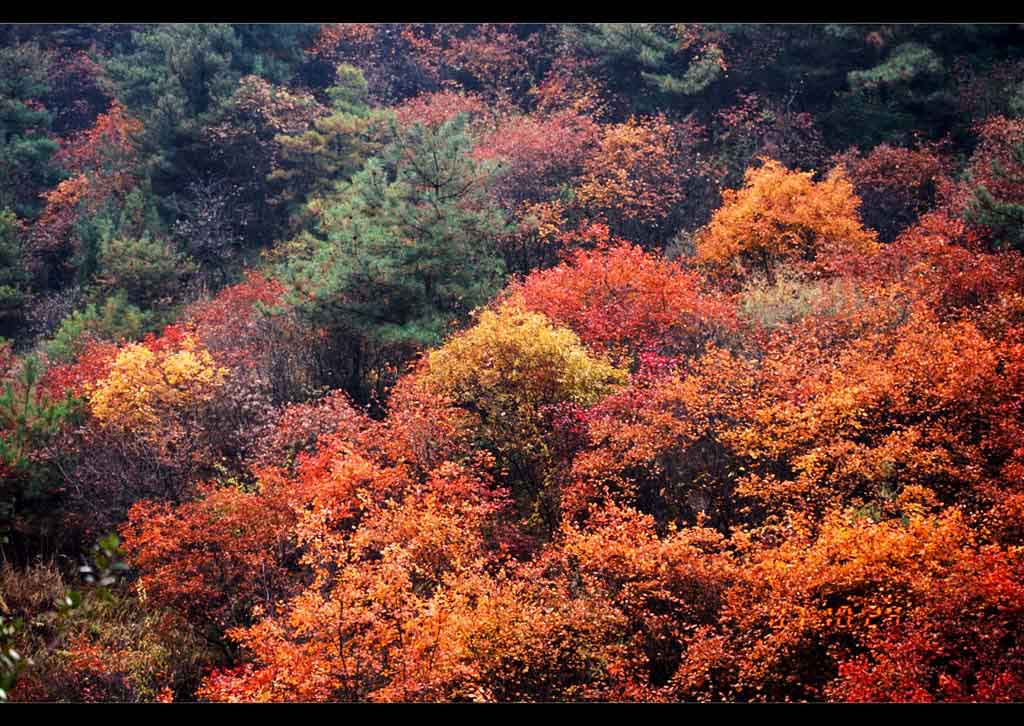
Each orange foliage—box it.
[195,445,509,702]
[574,115,695,242]
[827,543,1024,702]
[54,66,1024,704]
[695,509,1024,702]
[696,159,879,285]
[568,347,758,528]
[123,479,299,638]
[732,307,1024,519]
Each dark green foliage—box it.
[0,211,30,341]
[328,64,372,114]
[45,293,150,364]
[0,43,61,219]
[94,236,196,310]
[268,66,383,232]
[73,186,165,289]
[100,24,321,232]
[230,24,321,87]
[0,356,79,475]
[822,25,1024,149]
[280,113,508,401]
[847,42,944,92]
[101,24,244,150]
[561,23,721,115]
[197,77,322,249]
[966,136,1024,252]
[79,533,131,591]
[101,24,248,234]
[0,356,82,554]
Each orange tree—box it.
[681,507,1023,702]
[696,158,878,286]
[730,305,1024,522]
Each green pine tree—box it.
[280,113,509,401]
[966,136,1024,253]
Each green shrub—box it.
[46,293,152,363]
[95,237,197,310]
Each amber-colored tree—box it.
[568,347,758,530]
[731,306,1024,521]
[87,331,227,435]
[574,115,704,245]
[696,159,878,286]
[195,445,508,702]
[122,479,300,656]
[686,508,1020,702]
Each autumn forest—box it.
[1,23,1024,703]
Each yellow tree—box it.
[420,303,627,527]
[88,329,228,438]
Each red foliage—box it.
[392,88,490,130]
[40,339,119,399]
[943,116,1024,222]
[398,23,541,102]
[122,479,300,638]
[184,272,321,404]
[185,273,287,365]
[251,389,366,472]
[21,37,1024,702]
[712,91,826,183]
[566,347,757,528]
[308,24,488,106]
[828,544,1024,702]
[31,102,143,261]
[474,109,600,209]
[513,241,738,364]
[868,211,1024,325]
[471,110,598,270]
[953,57,1024,122]
[832,141,952,242]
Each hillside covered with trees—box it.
[2,23,1024,703]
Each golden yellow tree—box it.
[421,303,627,523]
[88,332,228,434]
